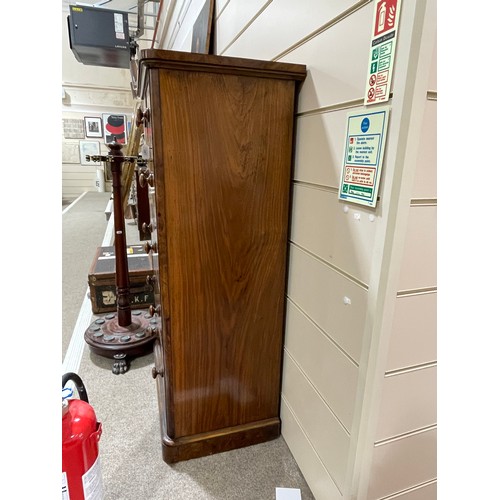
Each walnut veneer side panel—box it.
[156,69,297,438]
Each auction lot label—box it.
[339,107,390,207]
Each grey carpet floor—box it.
[62,192,314,500]
[62,192,111,359]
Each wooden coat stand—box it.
[84,140,157,374]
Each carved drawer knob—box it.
[152,366,164,379]
[136,108,150,126]
[149,304,161,317]
[146,274,157,285]
[142,222,153,233]
[138,169,150,188]
[147,173,155,187]
[144,241,157,254]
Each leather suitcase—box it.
[88,245,154,314]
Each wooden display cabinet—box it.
[136,49,306,463]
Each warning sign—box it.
[364,0,402,106]
[339,107,390,207]
[374,0,398,36]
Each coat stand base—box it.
[85,309,157,374]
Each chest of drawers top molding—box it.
[137,49,307,95]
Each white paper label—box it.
[62,472,70,500]
[114,13,124,33]
[82,456,104,500]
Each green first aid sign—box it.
[339,107,390,208]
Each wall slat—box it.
[287,244,368,364]
[284,300,359,432]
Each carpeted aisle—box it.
[62,192,314,500]
[62,192,111,359]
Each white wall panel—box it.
[62,87,134,112]
[391,481,437,500]
[62,166,99,189]
[290,184,378,285]
[397,206,437,291]
[412,100,436,199]
[375,366,437,442]
[428,39,437,91]
[294,107,359,188]
[367,428,437,499]
[215,0,230,18]
[218,0,358,58]
[281,398,342,500]
[165,0,208,51]
[287,244,368,363]
[284,300,358,432]
[215,0,270,54]
[219,2,373,111]
[387,293,437,371]
[62,165,98,174]
[62,179,96,188]
[280,3,373,113]
[282,352,350,492]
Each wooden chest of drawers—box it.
[137,49,306,463]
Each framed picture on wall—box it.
[79,140,101,165]
[84,117,103,138]
[102,114,128,144]
[63,118,85,139]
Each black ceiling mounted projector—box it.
[67,4,131,69]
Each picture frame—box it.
[62,142,80,164]
[191,0,215,54]
[79,140,101,165]
[84,117,103,138]
[102,114,128,145]
[63,118,85,139]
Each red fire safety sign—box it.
[364,0,402,106]
[374,0,398,36]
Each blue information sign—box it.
[339,107,390,208]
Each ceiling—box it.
[63,0,145,13]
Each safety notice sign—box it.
[339,107,390,207]
[364,0,402,105]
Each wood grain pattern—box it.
[139,49,306,461]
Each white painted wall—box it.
[153,1,437,498]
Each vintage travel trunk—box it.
[88,245,155,314]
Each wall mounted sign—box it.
[339,107,390,207]
[364,0,402,105]
[103,114,127,144]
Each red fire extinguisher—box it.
[62,372,104,500]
